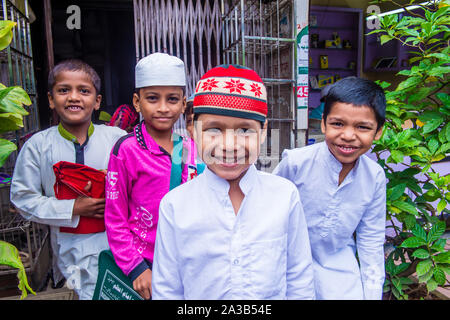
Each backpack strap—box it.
[169,133,184,190]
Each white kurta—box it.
[152,164,315,300]
[10,124,126,300]
[273,142,386,300]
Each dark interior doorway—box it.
[29,0,136,129]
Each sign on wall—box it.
[295,0,309,131]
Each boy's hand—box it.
[72,180,105,219]
[133,268,152,300]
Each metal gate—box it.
[133,0,222,96]
[221,0,297,170]
[133,0,297,170]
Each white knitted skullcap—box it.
[135,52,186,88]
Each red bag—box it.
[53,161,106,234]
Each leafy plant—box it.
[0,241,35,299]
[368,0,449,299]
[0,20,31,168]
[0,20,35,299]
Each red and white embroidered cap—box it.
[193,64,267,123]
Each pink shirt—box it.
[105,122,198,280]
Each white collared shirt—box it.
[152,165,315,300]
[273,142,386,300]
[10,124,126,299]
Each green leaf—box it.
[0,112,24,134]
[418,111,443,123]
[397,76,422,91]
[427,221,446,243]
[392,200,418,215]
[418,268,434,283]
[390,150,405,163]
[395,263,410,275]
[99,111,112,122]
[404,214,417,230]
[0,21,16,51]
[406,181,422,194]
[437,142,450,154]
[427,137,439,155]
[400,236,426,248]
[380,35,393,45]
[433,251,450,264]
[439,126,448,143]
[446,123,450,142]
[428,66,450,78]
[431,238,447,252]
[426,279,438,292]
[0,138,17,168]
[440,264,450,275]
[0,240,36,299]
[433,267,446,285]
[389,183,406,201]
[400,277,414,285]
[431,6,450,22]
[437,199,447,214]
[391,277,402,292]
[436,92,450,107]
[385,257,395,275]
[422,118,443,134]
[416,259,433,276]
[412,224,427,241]
[0,85,31,115]
[412,248,430,259]
[423,188,441,202]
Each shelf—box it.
[309,68,355,71]
[310,47,356,51]
[309,26,354,31]
[308,6,362,110]
[365,68,402,72]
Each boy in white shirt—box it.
[10,60,126,299]
[273,77,387,300]
[151,64,315,300]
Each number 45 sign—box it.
[297,85,308,98]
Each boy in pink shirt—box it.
[104,53,199,300]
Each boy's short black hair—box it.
[48,59,101,95]
[322,77,386,131]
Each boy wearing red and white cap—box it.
[152,64,315,300]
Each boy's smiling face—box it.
[133,86,186,136]
[48,70,101,127]
[194,113,267,183]
[321,102,382,170]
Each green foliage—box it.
[369,1,449,300]
[99,110,112,122]
[0,21,31,167]
[0,20,15,51]
[0,20,35,299]
[0,241,36,299]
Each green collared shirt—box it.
[58,122,95,143]
[58,122,95,164]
